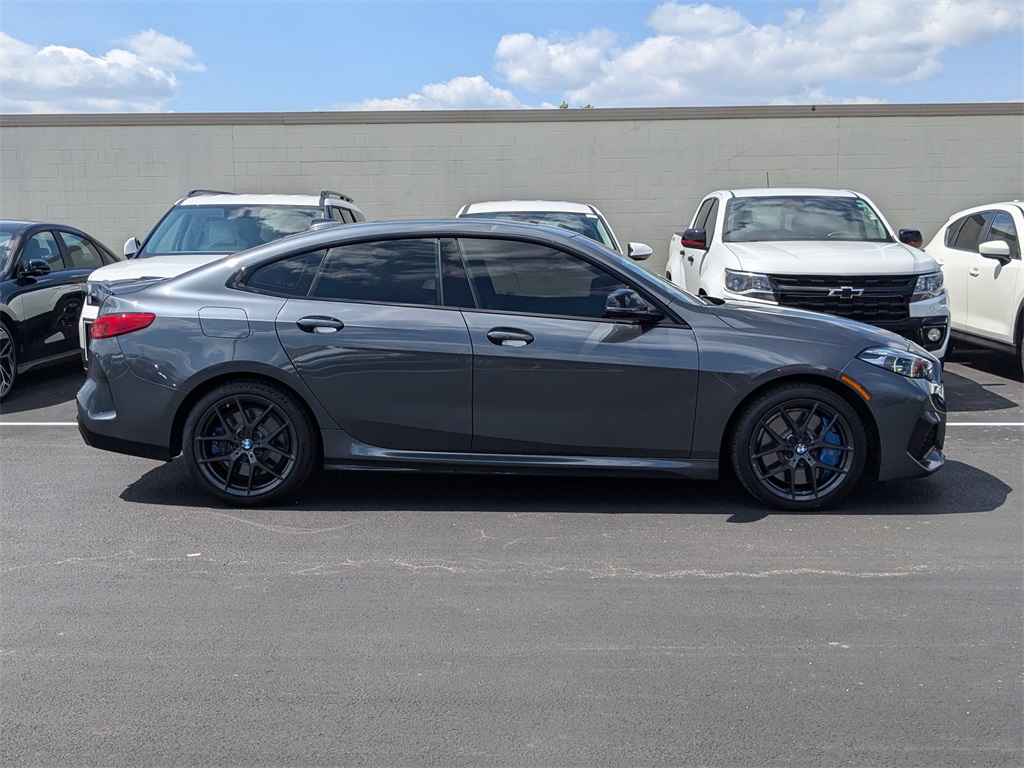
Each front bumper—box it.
[874,315,949,355]
[841,358,946,481]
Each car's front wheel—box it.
[183,380,318,505]
[730,383,866,511]
[0,322,16,401]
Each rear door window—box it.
[58,232,106,270]
[310,239,441,306]
[950,213,992,251]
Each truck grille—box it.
[769,274,916,323]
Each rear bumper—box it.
[76,345,178,462]
[77,416,172,461]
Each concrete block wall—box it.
[1,104,1021,274]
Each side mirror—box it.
[899,228,923,248]
[978,239,1012,261]
[626,242,652,261]
[604,288,664,323]
[19,258,52,278]
[679,228,707,249]
[123,237,140,259]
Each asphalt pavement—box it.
[1,347,1021,767]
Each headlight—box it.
[857,347,939,383]
[85,282,100,306]
[911,271,944,302]
[724,269,774,300]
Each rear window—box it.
[459,211,616,251]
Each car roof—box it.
[940,201,1023,219]
[458,200,601,215]
[714,188,863,199]
[0,220,87,234]
[174,191,359,209]
[241,218,604,259]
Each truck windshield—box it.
[723,196,892,243]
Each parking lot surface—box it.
[1,347,1021,767]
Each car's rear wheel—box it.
[730,383,866,511]
[0,322,16,401]
[183,380,317,505]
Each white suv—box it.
[455,200,653,261]
[666,188,950,358]
[924,201,1023,368]
[80,190,364,361]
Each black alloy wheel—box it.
[183,380,317,505]
[731,383,866,510]
[0,322,15,401]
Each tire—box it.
[730,383,866,511]
[0,322,16,402]
[182,379,318,506]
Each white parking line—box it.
[1,422,78,426]
[946,422,1024,427]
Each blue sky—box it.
[1,0,1022,113]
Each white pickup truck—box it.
[665,188,950,358]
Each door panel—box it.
[12,230,84,363]
[276,300,473,451]
[463,311,699,456]
[964,211,1022,341]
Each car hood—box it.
[87,253,228,283]
[723,240,938,274]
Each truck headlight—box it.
[724,269,774,300]
[911,271,944,302]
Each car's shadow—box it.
[0,359,85,415]
[120,457,1009,523]
[946,342,1022,378]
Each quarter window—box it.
[311,239,441,306]
[244,250,326,297]
[458,238,630,319]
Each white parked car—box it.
[455,200,652,261]
[924,201,1023,368]
[666,188,950,358]
[79,190,364,362]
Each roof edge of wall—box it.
[2,102,1022,128]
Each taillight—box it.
[91,313,155,339]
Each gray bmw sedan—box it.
[77,219,945,510]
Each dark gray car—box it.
[77,220,945,510]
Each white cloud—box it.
[494,0,1024,107]
[339,75,527,111]
[495,29,617,91]
[0,30,204,113]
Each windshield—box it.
[723,196,892,243]
[139,204,324,258]
[460,211,618,251]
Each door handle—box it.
[486,328,534,347]
[296,315,345,333]
[686,254,694,264]
[968,268,980,277]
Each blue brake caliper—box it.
[818,417,842,479]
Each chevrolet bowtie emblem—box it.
[828,286,864,299]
